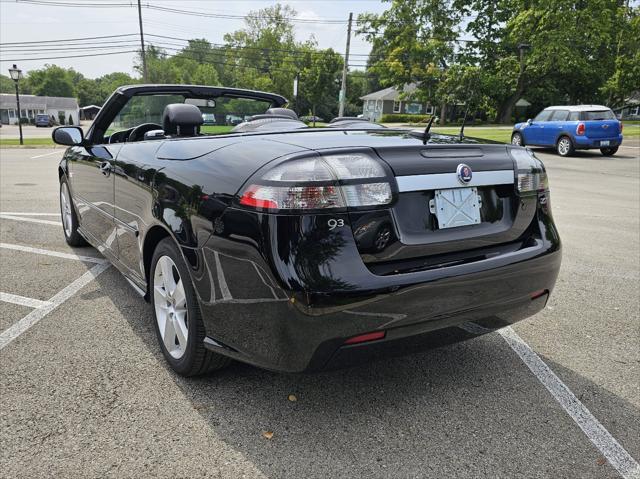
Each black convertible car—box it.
[53,85,561,376]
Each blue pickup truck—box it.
[511,105,623,157]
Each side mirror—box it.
[53,126,84,146]
[526,118,533,125]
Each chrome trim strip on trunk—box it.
[396,170,514,192]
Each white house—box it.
[0,93,79,125]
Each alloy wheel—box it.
[60,182,73,237]
[511,134,522,146]
[558,138,571,156]
[153,255,189,359]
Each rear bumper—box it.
[193,208,561,372]
[574,134,623,149]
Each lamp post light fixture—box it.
[8,64,24,146]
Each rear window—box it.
[583,110,615,120]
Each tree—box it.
[345,72,368,117]
[357,0,463,124]
[297,48,343,120]
[494,0,623,122]
[24,65,75,97]
[0,74,14,94]
[601,4,640,107]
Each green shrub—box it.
[380,113,431,123]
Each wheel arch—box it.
[511,130,525,145]
[555,132,575,146]
[142,224,173,299]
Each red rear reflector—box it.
[344,330,386,345]
[530,289,548,300]
[576,122,585,135]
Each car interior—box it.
[104,94,383,144]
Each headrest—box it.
[163,103,203,135]
[265,108,298,120]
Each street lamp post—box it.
[8,64,24,146]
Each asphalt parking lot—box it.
[1,144,638,478]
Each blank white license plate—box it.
[429,187,482,229]
[601,140,610,146]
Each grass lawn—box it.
[431,127,512,143]
[432,122,639,143]
[0,138,55,147]
[201,125,234,134]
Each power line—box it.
[0,33,139,45]
[13,0,359,24]
[0,43,142,52]
[3,49,138,61]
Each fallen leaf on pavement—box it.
[288,394,297,402]
[262,431,274,439]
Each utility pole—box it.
[338,12,353,118]
[137,0,148,82]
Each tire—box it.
[511,132,525,147]
[600,146,618,156]
[59,178,88,246]
[556,136,574,157]
[150,237,230,376]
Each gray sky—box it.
[0,0,387,78]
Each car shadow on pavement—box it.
[529,146,638,160]
[94,271,639,478]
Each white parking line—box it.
[0,262,110,351]
[0,242,105,264]
[0,292,53,309]
[30,151,60,159]
[0,212,59,216]
[0,214,60,226]
[500,327,640,479]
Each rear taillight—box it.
[239,153,393,211]
[509,148,549,194]
[576,122,585,135]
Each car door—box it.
[547,109,569,144]
[111,142,162,286]
[524,109,553,145]
[67,143,122,252]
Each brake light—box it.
[576,122,585,135]
[239,153,393,211]
[509,148,549,194]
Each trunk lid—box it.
[583,119,620,139]
[348,144,538,271]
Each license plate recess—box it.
[429,187,482,229]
